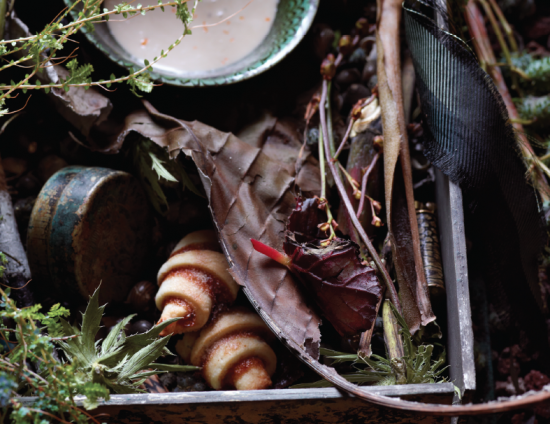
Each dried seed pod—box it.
[126,281,156,313]
[415,202,445,298]
[178,307,276,391]
[156,230,239,336]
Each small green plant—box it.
[511,53,550,94]
[0,286,197,423]
[0,0,202,116]
[132,136,203,214]
[292,301,448,388]
[515,95,550,128]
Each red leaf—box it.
[284,198,383,336]
[283,236,383,336]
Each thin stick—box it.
[478,0,521,93]
[318,125,337,241]
[332,118,354,161]
[487,0,518,52]
[357,153,380,218]
[319,79,401,311]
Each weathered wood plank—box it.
[90,389,454,424]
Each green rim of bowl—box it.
[64,0,319,87]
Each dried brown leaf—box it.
[114,102,322,357]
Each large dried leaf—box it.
[114,102,322,357]
[376,0,435,332]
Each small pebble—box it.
[362,61,377,84]
[14,196,36,219]
[359,37,375,54]
[312,25,335,59]
[177,374,197,388]
[362,46,377,83]
[37,155,68,182]
[126,281,156,313]
[191,382,208,392]
[128,319,153,335]
[367,75,378,91]
[335,68,361,90]
[348,48,367,65]
[15,172,42,196]
[343,84,371,108]
[160,372,177,390]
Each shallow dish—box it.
[64,0,319,86]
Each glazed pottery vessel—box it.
[27,166,152,304]
[63,0,319,86]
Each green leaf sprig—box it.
[55,287,198,396]
[292,302,448,389]
[132,136,203,214]
[0,0,203,116]
[0,284,197,423]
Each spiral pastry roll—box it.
[177,307,277,391]
[156,230,239,336]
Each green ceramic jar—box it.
[27,166,152,304]
[63,0,318,86]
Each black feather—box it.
[403,1,548,350]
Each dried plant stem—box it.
[478,0,521,92]
[319,79,401,312]
[338,162,361,196]
[1,0,191,46]
[487,0,518,52]
[333,117,354,161]
[356,153,380,218]
[318,124,337,241]
[377,0,434,330]
[382,299,406,383]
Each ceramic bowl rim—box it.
[65,0,319,87]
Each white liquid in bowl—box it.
[104,0,278,73]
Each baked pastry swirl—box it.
[177,307,277,391]
[155,230,239,336]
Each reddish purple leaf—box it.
[254,198,383,337]
[283,236,382,336]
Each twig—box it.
[487,0,518,52]
[356,153,380,218]
[478,0,521,94]
[318,124,337,242]
[0,154,33,307]
[332,118,354,161]
[319,79,401,312]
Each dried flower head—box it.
[320,54,336,80]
